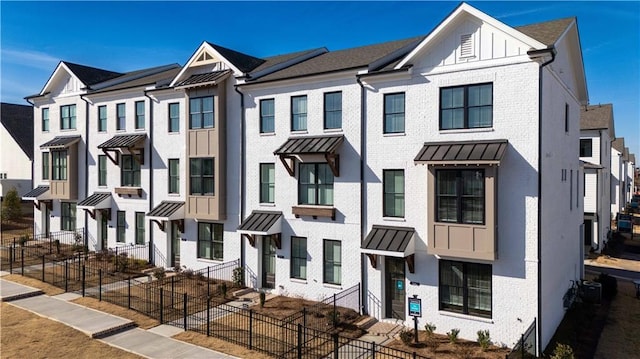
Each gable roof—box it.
[631,154,636,164]
[612,138,625,153]
[63,61,123,86]
[86,65,181,94]
[206,42,266,73]
[1,103,34,160]
[580,104,614,137]
[515,17,575,47]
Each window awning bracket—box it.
[34,200,52,211]
[405,254,415,274]
[273,233,282,250]
[172,219,184,233]
[324,153,340,177]
[128,147,144,165]
[279,155,296,177]
[366,253,378,269]
[102,148,119,165]
[151,219,165,232]
[101,208,111,221]
[82,208,96,220]
[242,233,256,248]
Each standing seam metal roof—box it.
[175,70,231,87]
[362,225,415,253]
[274,135,344,155]
[415,140,508,163]
[238,211,283,232]
[77,193,111,207]
[97,134,146,149]
[147,201,185,218]
[22,186,50,198]
[40,135,82,149]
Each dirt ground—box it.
[1,202,33,244]
[384,331,510,358]
[1,273,65,295]
[172,331,273,359]
[71,297,160,329]
[0,302,143,359]
[594,280,640,358]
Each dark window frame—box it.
[116,211,126,243]
[580,139,592,157]
[323,91,342,129]
[383,169,405,218]
[197,222,224,260]
[98,105,107,132]
[135,212,145,245]
[60,104,76,130]
[291,95,307,132]
[120,152,142,187]
[168,102,180,133]
[383,92,405,134]
[298,163,334,206]
[135,101,145,129]
[189,158,215,196]
[42,108,49,132]
[116,103,126,131]
[42,152,49,180]
[98,155,107,186]
[168,159,179,194]
[439,83,493,130]
[439,260,492,318]
[61,202,76,231]
[435,169,485,225]
[260,163,275,204]
[323,239,342,285]
[51,150,67,181]
[189,96,214,129]
[260,98,275,133]
[290,236,307,280]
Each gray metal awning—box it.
[22,185,50,200]
[174,70,231,88]
[237,210,283,235]
[77,192,112,210]
[415,140,508,165]
[40,135,81,149]
[97,134,146,149]
[274,135,344,155]
[580,160,603,170]
[361,225,415,258]
[147,201,185,221]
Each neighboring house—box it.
[611,137,625,216]
[21,2,590,355]
[0,103,34,198]
[580,104,614,252]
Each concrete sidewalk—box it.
[0,278,238,358]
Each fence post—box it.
[297,323,302,359]
[99,269,102,301]
[413,352,417,359]
[9,248,12,274]
[65,260,68,292]
[358,282,362,315]
[303,307,307,328]
[206,296,211,337]
[49,236,52,254]
[160,288,164,324]
[521,333,525,358]
[333,293,337,329]
[42,255,45,282]
[183,292,187,331]
[21,248,24,276]
[171,276,175,307]
[128,276,131,309]
[82,265,86,297]
[249,309,253,350]
[333,333,339,358]
[371,341,376,359]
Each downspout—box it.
[356,75,367,315]
[533,47,555,357]
[80,95,91,248]
[144,91,154,265]
[234,84,246,271]
[25,98,36,238]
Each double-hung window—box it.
[121,154,141,187]
[436,169,484,224]
[189,97,214,129]
[98,105,107,132]
[190,158,214,195]
[440,83,493,130]
[169,103,180,132]
[260,99,275,133]
[135,101,145,129]
[439,260,492,318]
[42,152,50,180]
[61,202,76,231]
[42,108,49,132]
[60,104,76,130]
[290,237,307,280]
[98,155,107,186]
[384,93,405,134]
[51,150,67,180]
[383,170,404,217]
[198,222,223,260]
[168,159,179,194]
[579,139,592,157]
[260,163,275,204]
[135,212,145,245]
[323,239,341,285]
[291,95,307,131]
[299,163,333,205]
[116,211,126,243]
[116,103,126,130]
[324,92,342,129]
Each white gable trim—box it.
[40,62,87,95]
[170,42,243,87]
[395,3,547,69]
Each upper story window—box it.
[580,139,592,157]
[260,163,275,204]
[190,158,214,195]
[440,83,492,130]
[324,92,342,129]
[260,99,275,133]
[116,103,126,131]
[98,106,107,132]
[291,95,307,132]
[121,154,141,187]
[51,150,67,180]
[439,259,492,318]
[169,159,179,194]
[42,108,49,132]
[42,152,49,180]
[135,101,145,130]
[299,163,333,206]
[60,105,76,130]
[169,103,180,133]
[98,155,107,186]
[189,97,214,129]
[198,222,223,260]
[384,93,405,134]
[436,169,484,224]
[383,170,405,218]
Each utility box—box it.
[582,281,602,303]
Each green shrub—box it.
[551,343,575,359]
[594,273,617,300]
[326,310,341,327]
[425,322,436,335]
[153,267,166,280]
[447,328,460,344]
[232,267,244,287]
[259,292,266,308]
[477,330,491,351]
[398,328,415,345]
[1,188,22,222]
[18,234,29,246]
[219,282,228,298]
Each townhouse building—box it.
[611,137,625,216]
[1,103,33,198]
[22,2,589,355]
[580,104,613,252]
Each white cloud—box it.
[1,48,59,71]
[495,6,558,20]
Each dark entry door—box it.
[262,236,276,289]
[385,257,406,320]
[584,219,592,246]
[100,212,108,250]
[171,222,181,268]
[43,205,50,237]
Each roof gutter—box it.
[530,46,555,357]
[234,84,246,271]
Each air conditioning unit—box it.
[582,281,602,303]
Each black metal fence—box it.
[507,319,537,358]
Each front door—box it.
[262,235,276,289]
[171,222,181,268]
[385,257,406,320]
[584,219,593,246]
[42,205,50,237]
[100,212,108,250]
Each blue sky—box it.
[2,1,638,157]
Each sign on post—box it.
[408,296,422,317]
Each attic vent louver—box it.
[460,34,474,58]
[197,52,214,62]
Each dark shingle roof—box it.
[415,140,509,163]
[274,135,344,155]
[40,135,81,149]
[362,225,415,254]
[206,42,266,73]
[580,104,614,136]
[63,61,122,86]
[147,201,185,218]
[515,17,575,47]
[1,103,33,160]
[612,138,625,152]
[98,134,146,149]
[250,36,424,83]
[88,65,181,94]
[630,154,636,164]
[250,48,326,74]
[175,70,231,87]
[77,192,111,208]
[238,211,283,233]
[22,185,49,199]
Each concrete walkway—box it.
[0,278,238,358]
